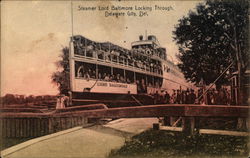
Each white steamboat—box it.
[69,35,193,106]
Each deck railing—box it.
[74,52,163,76]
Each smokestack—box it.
[139,35,143,41]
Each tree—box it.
[173,0,249,90]
[2,94,16,105]
[51,47,70,95]
[26,95,35,103]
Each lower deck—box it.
[71,92,155,108]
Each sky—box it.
[1,0,202,96]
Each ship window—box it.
[135,73,147,93]
[75,61,83,77]
[97,65,111,80]
[147,75,153,87]
[154,77,162,88]
[75,61,96,79]
[159,77,163,87]
[135,73,141,82]
[113,68,125,83]
[154,77,157,87]
[125,70,134,84]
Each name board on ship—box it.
[97,82,128,88]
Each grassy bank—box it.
[108,129,249,158]
[0,137,37,151]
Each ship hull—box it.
[72,92,154,108]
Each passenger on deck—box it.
[97,51,104,59]
[77,71,83,78]
[91,70,96,79]
[98,73,102,80]
[62,94,69,107]
[180,90,186,104]
[148,82,152,87]
[164,91,170,104]
[207,90,213,105]
[176,90,181,104]
[83,71,90,80]
[141,79,147,93]
[185,90,191,104]
[189,89,196,104]
[218,88,227,105]
[110,74,114,81]
[56,95,63,109]
[115,74,121,82]
[171,90,177,104]
[56,94,69,109]
[103,73,107,80]
[126,78,131,84]
[153,91,160,104]
[104,74,110,81]
[136,80,141,93]
[77,66,84,77]
[120,76,125,83]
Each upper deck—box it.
[69,35,191,94]
[72,35,166,77]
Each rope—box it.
[131,95,144,106]
[89,79,98,90]
[197,60,234,101]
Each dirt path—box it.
[2,118,158,158]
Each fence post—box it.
[48,117,53,134]
[246,118,250,132]
[237,118,246,131]
[182,117,195,135]
[163,116,170,126]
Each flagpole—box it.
[71,0,74,40]
[69,0,74,105]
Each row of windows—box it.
[75,61,163,88]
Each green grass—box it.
[108,129,249,158]
[1,137,37,151]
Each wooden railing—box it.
[53,104,249,118]
[52,104,249,135]
[0,113,87,138]
[1,104,249,138]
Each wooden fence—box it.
[0,103,110,138]
[0,114,87,138]
[1,104,249,138]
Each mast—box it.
[69,0,74,99]
[71,0,74,39]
